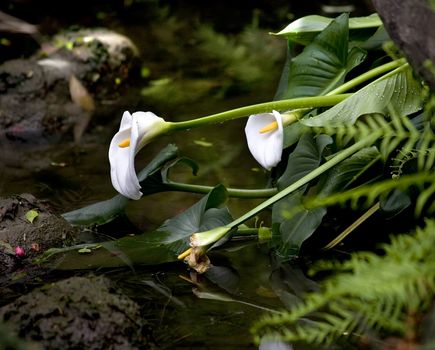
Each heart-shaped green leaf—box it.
[278,133,333,190]
[273,202,326,259]
[318,146,381,196]
[271,133,331,258]
[279,13,366,100]
[45,185,231,269]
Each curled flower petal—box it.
[245,110,283,170]
[109,111,167,200]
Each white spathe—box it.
[245,110,284,170]
[109,111,166,200]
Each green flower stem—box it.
[167,94,351,131]
[233,227,262,236]
[227,133,381,229]
[327,58,407,96]
[165,181,278,198]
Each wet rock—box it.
[0,193,77,266]
[0,275,155,350]
[0,321,42,350]
[0,28,139,143]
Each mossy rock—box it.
[0,275,155,350]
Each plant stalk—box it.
[227,133,380,229]
[168,94,351,131]
[165,181,278,198]
[327,58,407,95]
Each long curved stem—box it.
[165,181,278,198]
[327,58,407,95]
[167,94,351,131]
[228,133,380,228]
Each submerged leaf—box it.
[78,247,92,254]
[47,185,231,269]
[193,139,213,147]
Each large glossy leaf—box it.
[301,64,424,127]
[44,185,232,269]
[278,133,333,190]
[272,13,382,45]
[274,206,327,259]
[280,14,366,100]
[157,184,231,254]
[318,146,381,196]
[62,144,180,226]
[283,120,310,148]
[271,133,331,258]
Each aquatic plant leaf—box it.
[271,187,326,259]
[274,207,327,259]
[278,133,333,190]
[283,121,310,148]
[157,184,231,255]
[78,247,92,254]
[280,13,366,100]
[192,289,234,302]
[301,64,424,127]
[318,146,380,196]
[40,233,179,269]
[272,134,331,258]
[192,288,279,314]
[360,25,390,50]
[48,185,231,269]
[272,13,382,45]
[62,144,179,226]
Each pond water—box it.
[0,1,373,349]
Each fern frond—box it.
[252,219,435,345]
[313,113,435,169]
[279,172,434,222]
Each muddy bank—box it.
[0,275,155,349]
[0,193,77,274]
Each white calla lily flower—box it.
[109,111,168,200]
[245,110,284,170]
